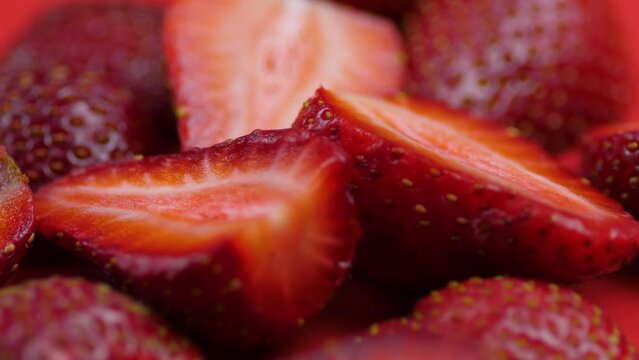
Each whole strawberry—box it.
[415,277,636,359]
[404,0,633,152]
[0,277,202,359]
[0,147,32,282]
[3,3,172,124]
[0,67,165,188]
[582,128,639,218]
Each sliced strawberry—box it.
[414,277,635,359]
[404,0,633,152]
[3,3,174,130]
[0,147,33,282]
[574,272,639,348]
[0,277,202,359]
[294,88,639,290]
[330,0,414,18]
[0,68,165,188]
[582,126,639,219]
[555,147,583,176]
[34,129,360,349]
[165,0,406,149]
[284,320,482,360]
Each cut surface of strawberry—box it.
[165,0,406,149]
[404,0,633,152]
[294,88,639,290]
[0,147,33,283]
[0,277,202,359]
[35,129,360,348]
[414,277,635,359]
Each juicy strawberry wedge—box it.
[0,148,33,282]
[414,277,635,359]
[34,129,360,349]
[294,88,639,290]
[165,0,406,149]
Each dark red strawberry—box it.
[34,129,360,349]
[330,0,414,18]
[582,125,639,219]
[3,3,174,131]
[556,147,583,176]
[415,277,635,359]
[0,277,202,359]
[0,67,170,188]
[165,0,406,149]
[294,88,639,290]
[0,147,33,282]
[284,320,482,360]
[574,272,639,348]
[404,0,633,152]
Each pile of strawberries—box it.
[1,0,639,358]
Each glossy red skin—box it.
[331,0,414,18]
[583,130,639,219]
[2,2,178,148]
[35,129,361,349]
[574,273,639,348]
[415,277,635,359]
[0,277,202,359]
[294,88,639,290]
[0,68,159,189]
[0,148,33,283]
[404,0,633,152]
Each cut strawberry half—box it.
[0,147,33,283]
[165,0,406,149]
[34,129,360,349]
[294,88,639,290]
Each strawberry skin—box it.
[404,0,633,152]
[165,0,406,149]
[3,3,174,127]
[0,277,202,359]
[415,277,635,359]
[330,0,414,18]
[294,88,639,290]
[34,129,360,349]
[0,68,164,188]
[583,128,639,219]
[0,147,33,283]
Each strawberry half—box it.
[0,67,164,188]
[582,126,639,219]
[165,0,406,149]
[34,129,360,349]
[0,147,33,282]
[0,277,202,359]
[3,3,174,127]
[414,277,635,359]
[404,0,633,152]
[294,88,639,290]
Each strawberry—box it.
[582,126,639,219]
[574,272,639,348]
[414,277,635,359]
[404,0,633,152]
[34,129,360,349]
[293,88,639,290]
[3,3,174,128]
[0,67,165,188]
[284,320,482,360]
[330,0,414,18]
[165,0,406,150]
[0,277,202,359]
[0,147,33,283]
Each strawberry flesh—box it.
[165,0,406,149]
[34,129,360,349]
[0,277,202,359]
[294,88,639,290]
[414,277,635,359]
[404,0,633,152]
[0,147,32,283]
